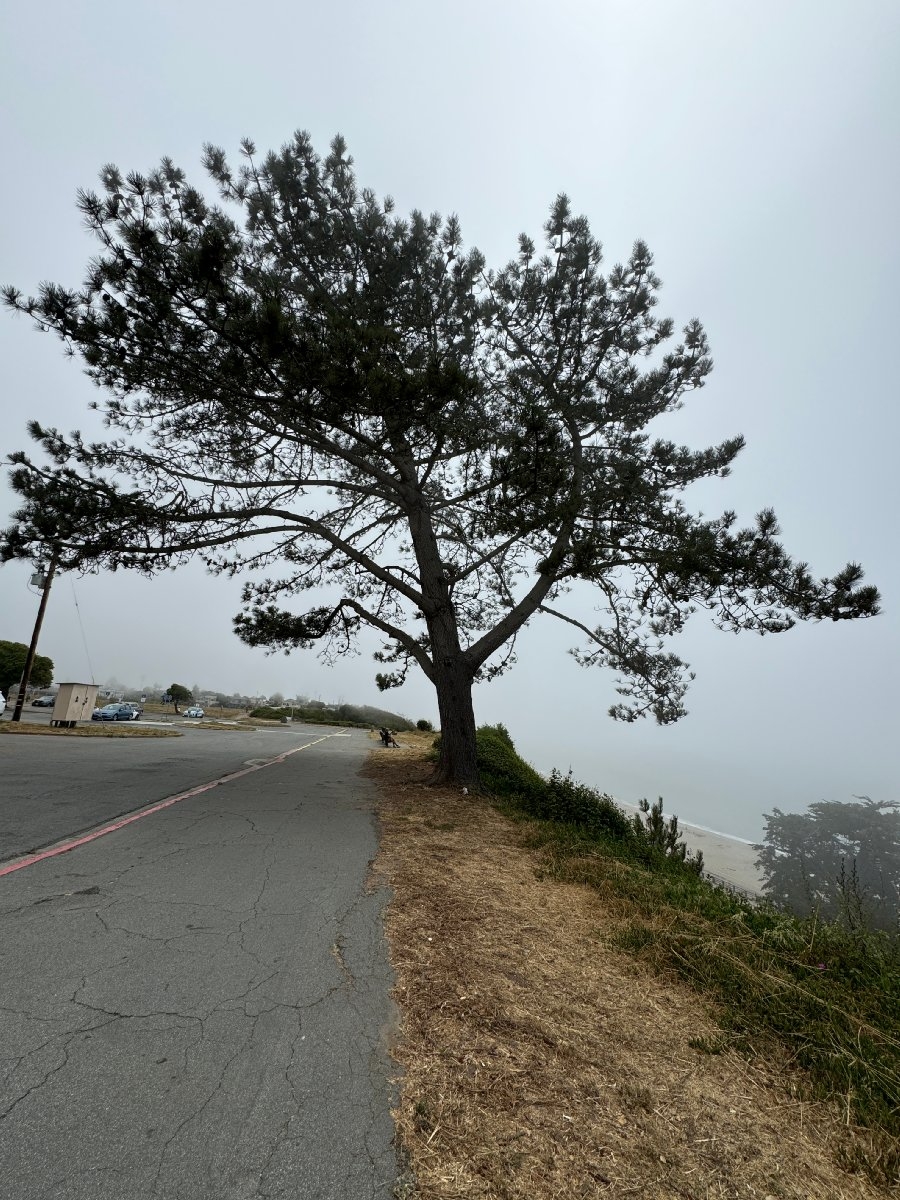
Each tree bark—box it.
[395,443,482,787]
[431,655,479,786]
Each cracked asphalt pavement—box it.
[0,725,399,1199]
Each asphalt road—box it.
[0,725,399,1199]
[0,721,352,861]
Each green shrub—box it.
[248,705,368,726]
[540,768,634,841]
[248,703,414,729]
[416,719,433,731]
[475,725,696,873]
[475,725,545,801]
[631,796,704,875]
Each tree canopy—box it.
[756,798,900,931]
[167,682,192,712]
[1,131,879,783]
[0,640,53,696]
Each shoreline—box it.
[617,801,765,896]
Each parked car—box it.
[92,703,139,722]
[32,695,56,707]
[183,706,205,718]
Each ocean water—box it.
[530,744,774,844]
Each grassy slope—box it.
[471,725,900,1188]
[372,733,897,1198]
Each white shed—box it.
[51,682,100,727]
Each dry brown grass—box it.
[369,736,895,1200]
[0,722,181,738]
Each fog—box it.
[2,1,897,841]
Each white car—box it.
[0,690,5,710]
[183,706,205,718]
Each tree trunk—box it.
[398,455,481,786]
[431,656,479,787]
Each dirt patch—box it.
[369,740,893,1199]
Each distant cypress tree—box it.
[0,640,53,695]
[167,683,192,714]
[756,799,900,930]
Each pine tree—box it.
[2,132,879,784]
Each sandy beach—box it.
[678,822,764,894]
[618,803,765,896]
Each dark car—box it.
[92,703,139,722]
[32,695,55,707]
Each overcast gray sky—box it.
[2,1,897,839]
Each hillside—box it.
[370,733,898,1198]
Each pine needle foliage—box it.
[1,131,880,783]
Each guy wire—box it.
[70,580,96,684]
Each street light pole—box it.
[11,557,58,723]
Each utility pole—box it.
[11,557,57,723]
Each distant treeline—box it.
[249,702,415,730]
